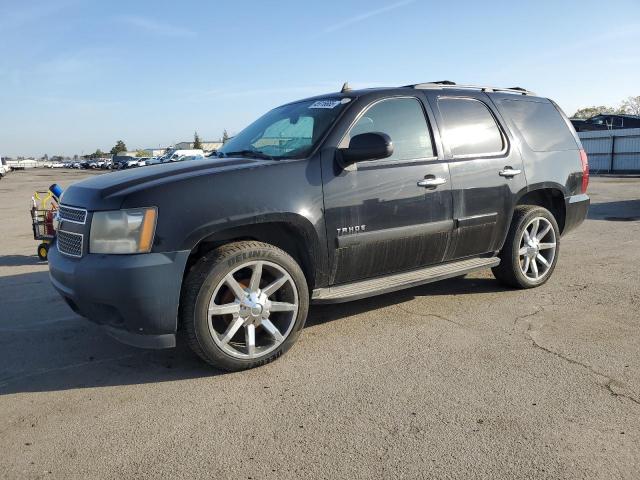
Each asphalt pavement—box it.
[1,169,639,479]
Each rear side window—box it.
[501,99,577,151]
[347,97,434,161]
[437,98,504,157]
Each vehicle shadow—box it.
[0,254,44,267]
[0,271,507,396]
[307,276,509,327]
[0,271,220,396]
[588,199,640,221]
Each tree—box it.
[193,131,202,150]
[135,149,148,157]
[571,106,621,119]
[43,153,49,161]
[73,154,79,161]
[620,96,640,116]
[87,149,105,159]
[222,129,230,144]
[110,140,127,156]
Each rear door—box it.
[423,92,527,260]
[321,95,454,284]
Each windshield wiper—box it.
[221,150,273,160]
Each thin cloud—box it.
[35,48,114,78]
[492,23,640,78]
[197,83,338,100]
[0,1,76,31]
[182,81,393,102]
[324,0,415,33]
[119,15,196,38]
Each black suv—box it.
[49,81,590,371]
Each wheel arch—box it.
[182,214,326,291]
[515,184,567,234]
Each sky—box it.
[1,0,640,157]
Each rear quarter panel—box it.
[490,94,583,197]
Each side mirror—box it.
[339,132,393,165]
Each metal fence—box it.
[579,128,640,173]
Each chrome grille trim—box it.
[57,230,84,258]
[58,205,87,224]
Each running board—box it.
[312,257,500,304]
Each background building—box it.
[143,148,167,157]
[174,141,222,152]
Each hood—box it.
[60,157,268,210]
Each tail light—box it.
[579,149,589,193]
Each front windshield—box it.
[218,98,351,159]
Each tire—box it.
[37,243,49,261]
[180,241,309,371]
[492,205,560,289]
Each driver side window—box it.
[346,97,434,161]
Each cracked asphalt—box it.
[1,170,639,479]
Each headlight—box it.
[90,207,157,254]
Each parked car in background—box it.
[572,114,640,132]
[160,149,205,162]
[111,156,138,169]
[0,156,9,176]
[111,157,129,170]
[137,157,152,167]
[49,81,590,371]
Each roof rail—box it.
[405,81,535,96]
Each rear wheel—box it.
[180,241,309,371]
[492,206,560,289]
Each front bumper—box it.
[48,244,190,349]
[563,193,590,235]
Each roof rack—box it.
[405,81,535,96]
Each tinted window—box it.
[347,97,434,161]
[627,117,640,128]
[438,98,504,156]
[501,99,577,151]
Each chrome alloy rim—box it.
[518,217,557,281]
[207,260,299,359]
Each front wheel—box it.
[180,241,309,371]
[492,205,560,289]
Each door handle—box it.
[417,177,447,188]
[498,166,522,178]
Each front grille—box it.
[57,230,83,258]
[58,205,87,224]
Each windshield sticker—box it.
[309,100,342,109]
